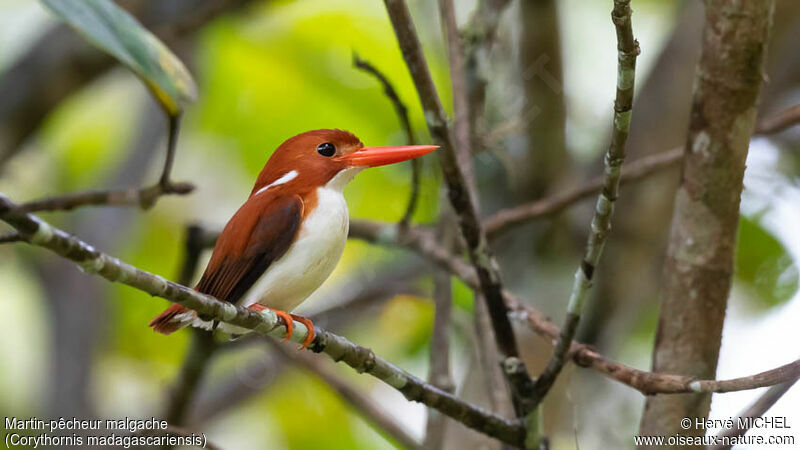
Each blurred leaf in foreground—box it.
[735,216,799,309]
[39,0,196,115]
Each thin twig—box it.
[270,340,421,449]
[755,104,800,135]
[157,113,181,190]
[484,149,680,238]
[710,379,798,450]
[18,114,193,213]
[352,53,421,229]
[382,0,533,419]
[17,182,194,213]
[0,196,525,447]
[527,0,639,409]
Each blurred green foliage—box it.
[41,78,137,192]
[735,216,799,309]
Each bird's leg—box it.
[290,314,315,350]
[248,304,293,342]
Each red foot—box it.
[290,314,315,350]
[248,304,293,342]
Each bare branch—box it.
[484,149,680,238]
[0,196,525,447]
[381,0,533,418]
[154,114,186,201]
[755,104,800,135]
[270,340,421,449]
[567,342,800,396]
[17,182,194,213]
[528,0,639,408]
[352,53,420,229]
[18,114,192,212]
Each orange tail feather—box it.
[149,304,192,335]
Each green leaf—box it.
[39,0,196,115]
[735,216,799,309]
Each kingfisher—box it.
[149,129,437,348]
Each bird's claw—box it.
[290,314,315,350]
[248,305,314,349]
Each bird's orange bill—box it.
[339,145,438,167]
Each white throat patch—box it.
[325,167,363,192]
[254,170,298,196]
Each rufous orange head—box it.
[251,129,437,196]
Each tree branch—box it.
[528,0,639,408]
[755,104,800,135]
[18,113,192,212]
[484,149,680,238]
[0,196,525,448]
[352,53,420,229]
[17,182,195,213]
[382,0,533,419]
[149,114,190,210]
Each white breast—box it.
[241,168,361,311]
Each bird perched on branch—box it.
[149,129,437,348]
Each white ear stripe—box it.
[255,170,298,196]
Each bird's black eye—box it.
[317,142,336,157]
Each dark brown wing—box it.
[195,192,303,304]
